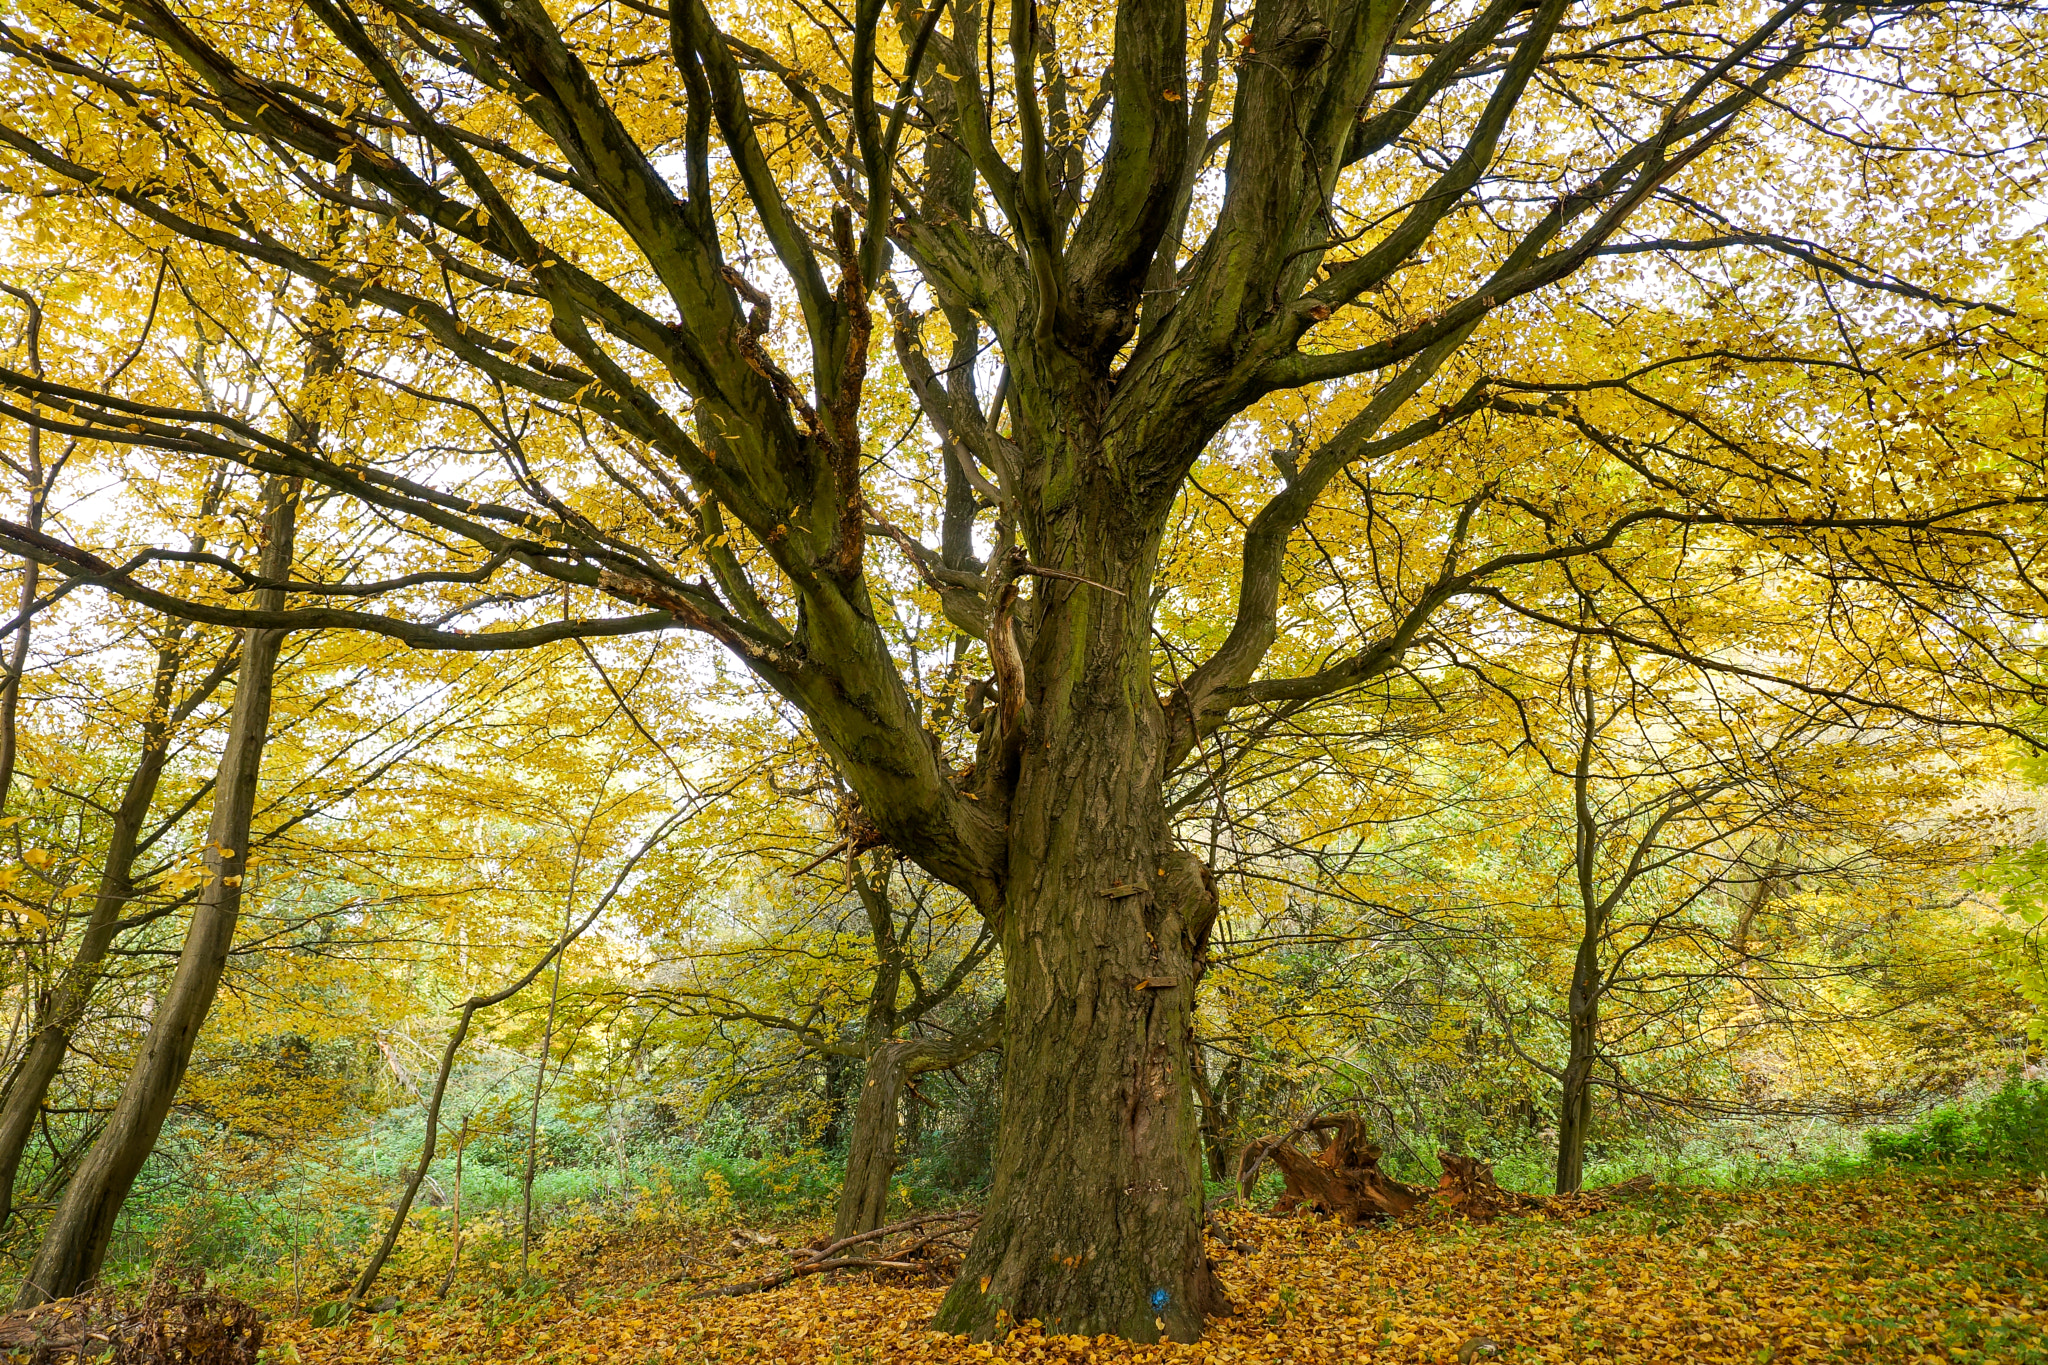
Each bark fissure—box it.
[936,436,1228,1341]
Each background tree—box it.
[1485,643,1990,1193]
[623,846,1000,1238]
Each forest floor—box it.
[266,1168,2048,1365]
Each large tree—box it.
[3,0,2047,1339]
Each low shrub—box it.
[1865,1078,2048,1168]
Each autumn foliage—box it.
[0,0,2046,1351]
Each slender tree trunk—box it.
[899,1071,924,1160]
[13,476,297,1306]
[820,1051,855,1150]
[1189,1050,1234,1185]
[349,805,686,1305]
[935,504,1228,1341]
[832,856,903,1233]
[0,284,45,816]
[520,823,587,1277]
[0,631,233,1230]
[518,928,567,1277]
[1554,655,1614,1198]
[833,1011,1002,1240]
[436,1118,466,1300]
[0,554,35,813]
[834,1039,915,1240]
[0,463,232,1227]
[1554,942,1599,1196]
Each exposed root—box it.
[1241,1115,1427,1224]
[1239,1115,1660,1227]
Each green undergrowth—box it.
[1862,1077,2048,1169]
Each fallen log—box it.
[689,1209,979,1299]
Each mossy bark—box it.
[932,479,1228,1342]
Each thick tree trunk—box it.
[936,844,1224,1341]
[1554,948,1599,1196]
[934,532,1228,1339]
[14,477,296,1306]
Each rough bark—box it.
[1555,950,1599,1197]
[15,474,297,1306]
[835,1038,923,1240]
[934,500,1229,1342]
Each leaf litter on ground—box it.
[267,1169,2048,1364]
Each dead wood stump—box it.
[1435,1151,1545,1222]
[0,1267,263,1364]
[1240,1120,1564,1226]
[1241,1115,1427,1224]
